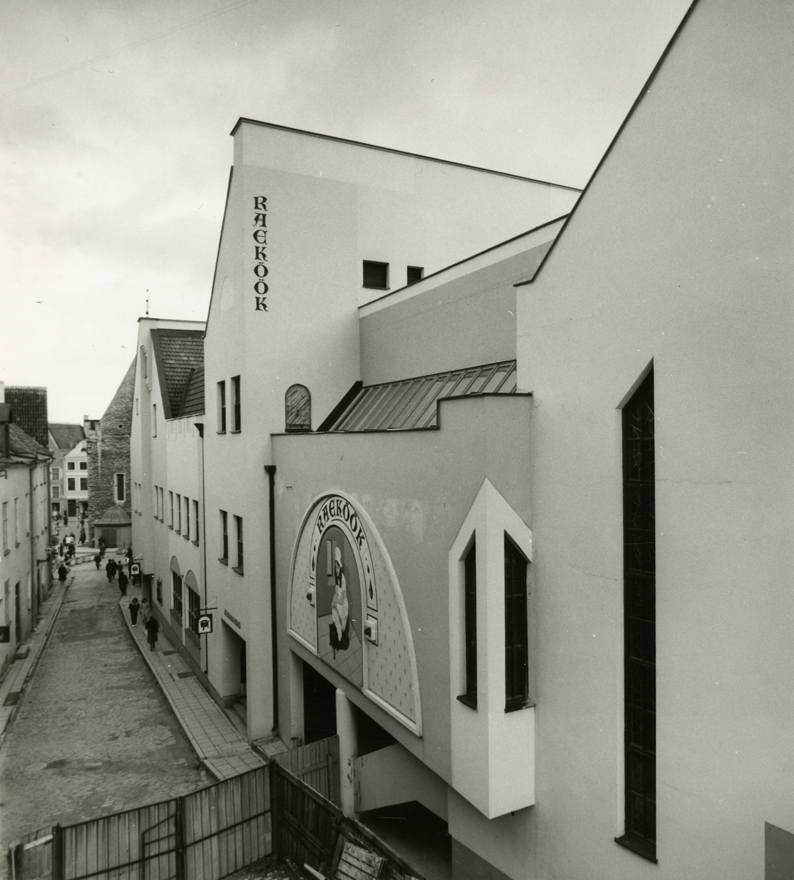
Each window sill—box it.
[363,284,389,291]
[168,525,173,531]
[216,430,226,435]
[183,533,190,540]
[505,698,534,713]
[192,540,200,547]
[615,836,657,864]
[232,566,244,576]
[457,694,477,710]
[230,429,241,435]
[219,557,228,566]
[4,549,10,557]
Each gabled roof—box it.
[322,360,518,433]
[150,329,205,419]
[49,423,85,450]
[4,386,48,447]
[179,366,205,417]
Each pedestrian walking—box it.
[125,546,133,575]
[145,615,159,651]
[106,559,117,583]
[118,569,129,597]
[94,553,101,570]
[79,528,86,544]
[58,563,68,584]
[141,597,150,624]
[129,596,140,625]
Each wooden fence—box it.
[271,735,340,806]
[8,766,271,880]
[9,761,422,880]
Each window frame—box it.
[172,571,183,619]
[504,534,529,712]
[363,260,389,290]
[217,381,227,433]
[407,266,424,286]
[220,510,228,563]
[457,539,478,709]
[616,369,657,863]
[233,515,244,573]
[231,376,241,432]
[115,473,125,502]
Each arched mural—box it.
[288,492,422,735]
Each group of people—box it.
[127,596,159,649]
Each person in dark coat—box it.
[118,568,129,597]
[125,546,133,574]
[129,596,140,625]
[94,553,102,570]
[145,615,159,651]
[106,558,117,583]
[58,563,68,584]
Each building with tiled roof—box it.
[0,388,54,677]
[130,318,206,672]
[47,423,86,528]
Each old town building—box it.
[0,385,53,677]
[86,360,135,548]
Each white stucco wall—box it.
[512,0,793,878]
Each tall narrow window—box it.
[231,376,241,432]
[193,500,200,544]
[458,540,477,708]
[234,515,244,572]
[176,494,182,533]
[217,381,227,433]
[115,473,125,502]
[169,491,174,528]
[220,510,228,562]
[504,535,529,711]
[184,497,190,540]
[2,503,9,554]
[618,370,656,861]
[152,404,157,437]
[172,571,183,618]
[285,384,311,432]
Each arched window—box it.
[285,384,311,432]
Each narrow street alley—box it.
[0,556,210,859]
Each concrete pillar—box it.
[336,688,358,818]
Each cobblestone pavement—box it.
[0,562,211,860]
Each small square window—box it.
[407,266,424,285]
[363,261,389,290]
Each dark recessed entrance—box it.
[303,662,337,744]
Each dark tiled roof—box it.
[180,366,205,417]
[150,330,204,419]
[324,360,518,432]
[49,423,85,450]
[1,422,51,464]
[4,387,49,447]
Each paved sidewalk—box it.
[0,574,71,744]
[119,589,266,781]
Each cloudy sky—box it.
[0,0,691,423]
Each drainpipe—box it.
[195,424,209,676]
[264,465,279,733]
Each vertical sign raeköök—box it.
[253,196,268,311]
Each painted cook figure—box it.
[330,545,350,655]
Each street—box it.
[0,559,210,859]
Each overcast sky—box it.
[0,0,691,424]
